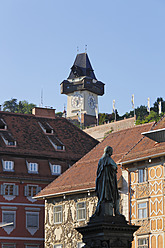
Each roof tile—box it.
[36,122,153,198]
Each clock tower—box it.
[60,53,105,126]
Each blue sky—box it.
[0,0,164,115]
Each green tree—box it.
[99,113,115,125]
[56,112,63,117]
[135,105,148,123]
[143,110,160,123]
[151,97,165,113]
[3,99,36,114]
[136,110,160,125]
[3,98,18,112]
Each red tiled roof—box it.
[36,122,154,198]
[121,116,165,164]
[0,111,98,179]
[0,111,98,158]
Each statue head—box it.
[104,146,113,156]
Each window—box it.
[47,136,65,151]
[54,245,63,248]
[24,185,41,197]
[26,212,39,235]
[2,244,16,248]
[2,211,16,234]
[54,206,62,224]
[138,238,148,248]
[77,202,86,221]
[26,212,39,228]
[25,246,39,248]
[1,184,19,196]
[0,118,7,130]
[51,164,61,175]
[3,161,14,171]
[8,141,15,146]
[2,212,15,227]
[138,169,147,183]
[138,202,147,219]
[1,133,16,147]
[38,121,54,134]
[57,146,64,150]
[27,162,38,173]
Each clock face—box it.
[71,93,83,108]
[88,95,96,109]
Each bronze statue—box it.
[95,146,120,216]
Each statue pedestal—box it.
[76,210,139,248]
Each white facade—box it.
[67,90,98,118]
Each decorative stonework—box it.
[136,183,149,199]
[45,195,98,247]
[134,219,150,235]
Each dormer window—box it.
[0,118,7,130]
[38,122,54,134]
[27,162,38,173]
[50,163,61,175]
[47,136,65,151]
[0,133,16,147]
[3,160,14,171]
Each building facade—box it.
[121,116,165,248]
[0,108,98,248]
[35,122,154,247]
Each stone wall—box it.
[84,117,136,141]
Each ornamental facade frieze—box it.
[136,182,149,199]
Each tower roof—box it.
[68,53,97,80]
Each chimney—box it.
[32,107,56,118]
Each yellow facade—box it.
[130,162,165,248]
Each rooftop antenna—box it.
[77,46,79,53]
[41,88,43,107]
[85,44,87,53]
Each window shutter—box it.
[144,168,147,181]
[58,165,61,174]
[14,185,19,196]
[37,186,42,194]
[24,186,28,196]
[0,184,4,195]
